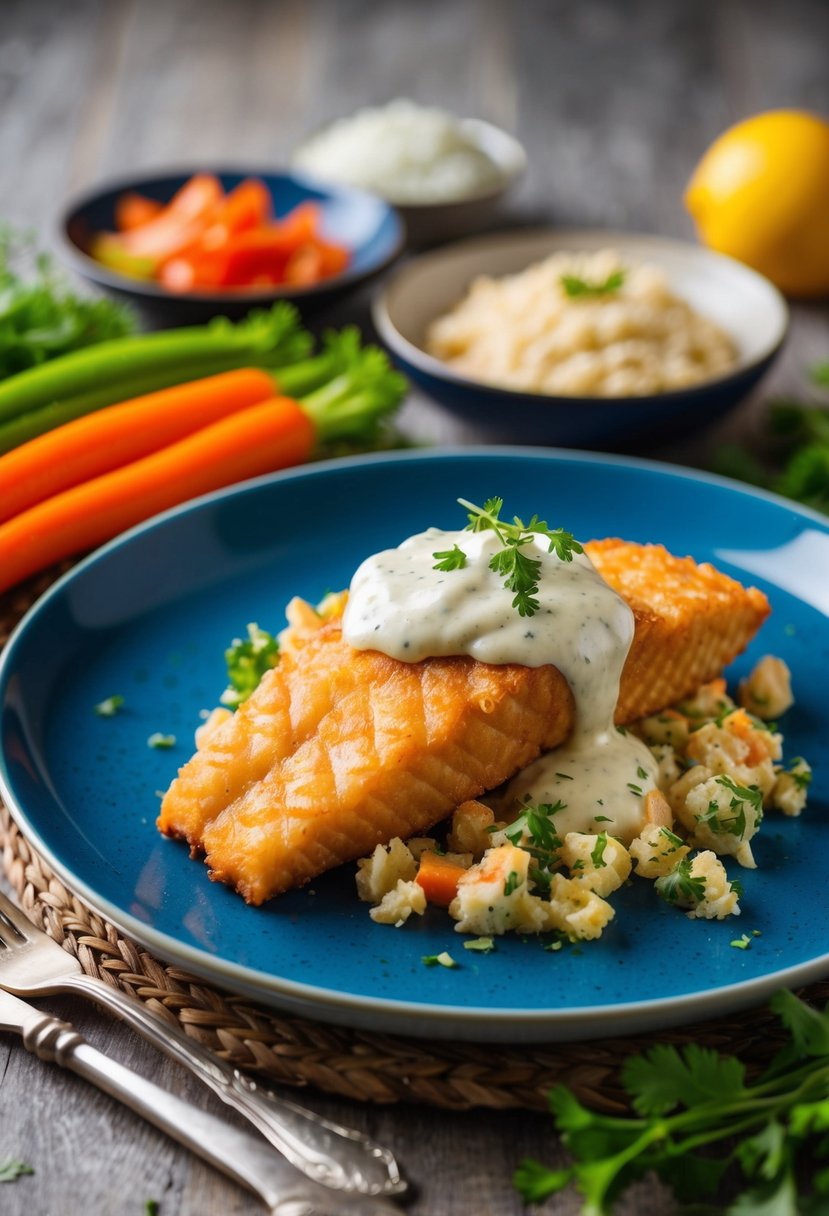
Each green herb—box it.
[463,937,495,953]
[654,857,706,907]
[636,765,649,780]
[590,833,609,869]
[786,758,813,791]
[221,623,280,709]
[421,952,458,969]
[560,269,626,298]
[699,776,763,839]
[555,771,574,780]
[626,782,642,796]
[730,934,752,950]
[432,543,467,571]
[711,366,829,514]
[94,694,125,717]
[544,939,563,952]
[515,990,829,1214]
[147,732,176,750]
[593,815,612,823]
[456,497,583,618]
[502,801,565,897]
[504,870,521,896]
[0,228,134,382]
[145,1203,159,1216]
[0,1159,33,1183]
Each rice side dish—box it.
[426,249,738,396]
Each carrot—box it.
[415,852,467,907]
[0,397,315,595]
[0,368,276,524]
[115,192,164,231]
[93,174,223,270]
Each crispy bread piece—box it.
[158,541,769,904]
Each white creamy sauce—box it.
[342,526,657,840]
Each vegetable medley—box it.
[357,654,810,941]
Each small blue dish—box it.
[373,229,789,448]
[58,167,405,322]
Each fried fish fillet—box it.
[158,541,769,904]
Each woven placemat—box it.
[2,568,827,1114]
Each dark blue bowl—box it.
[58,167,405,323]
[373,229,789,449]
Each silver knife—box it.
[0,988,404,1215]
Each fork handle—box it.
[18,1007,402,1216]
[61,973,403,1197]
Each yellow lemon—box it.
[685,109,829,297]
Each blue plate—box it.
[1,450,827,1042]
[58,167,404,322]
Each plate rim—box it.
[1,446,827,1042]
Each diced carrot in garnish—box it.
[415,852,467,906]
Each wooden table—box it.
[1,2,827,1213]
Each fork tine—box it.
[0,892,32,943]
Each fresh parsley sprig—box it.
[433,496,583,618]
[515,990,829,1214]
[560,269,626,299]
[499,800,566,897]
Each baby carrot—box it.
[0,397,315,595]
[415,852,468,907]
[0,367,276,523]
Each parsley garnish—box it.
[515,991,829,1214]
[147,732,176,750]
[699,776,763,839]
[94,694,124,717]
[145,1203,160,1216]
[502,801,565,897]
[451,497,582,618]
[422,952,458,969]
[787,758,812,791]
[654,857,706,907]
[0,1159,33,1183]
[627,782,643,796]
[590,833,609,869]
[504,870,521,896]
[730,934,752,950]
[560,269,625,298]
[221,623,280,709]
[432,543,467,571]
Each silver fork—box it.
[0,890,405,1199]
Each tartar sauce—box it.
[342,526,657,840]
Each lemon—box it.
[685,109,829,297]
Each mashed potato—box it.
[426,249,737,397]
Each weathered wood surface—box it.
[0,1,827,1212]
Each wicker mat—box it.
[2,569,827,1114]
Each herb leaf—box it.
[654,856,706,907]
[560,269,625,299]
[221,623,280,709]
[0,1159,34,1183]
[432,543,467,571]
[455,497,583,618]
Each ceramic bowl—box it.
[293,117,527,248]
[372,228,789,447]
[57,167,405,323]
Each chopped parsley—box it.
[699,776,763,839]
[590,833,609,869]
[501,801,565,897]
[221,623,280,709]
[730,934,752,950]
[0,1159,33,1183]
[94,694,125,717]
[654,857,706,907]
[786,758,813,790]
[147,732,176,750]
[422,952,458,969]
[560,269,625,298]
[463,937,495,953]
[504,870,521,896]
[627,782,643,796]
